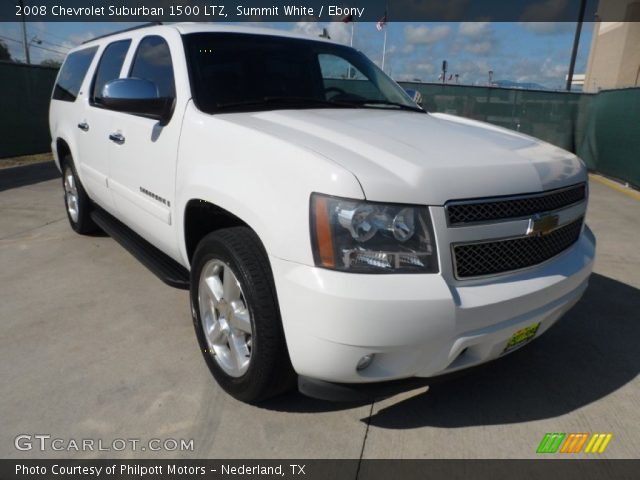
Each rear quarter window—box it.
[52,46,98,102]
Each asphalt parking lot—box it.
[1,162,639,459]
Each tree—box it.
[0,40,13,62]
[40,58,62,68]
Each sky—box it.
[0,21,593,89]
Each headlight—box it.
[310,193,438,273]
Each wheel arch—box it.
[183,199,262,264]
[55,138,72,169]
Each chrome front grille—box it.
[446,183,586,226]
[453,217,584,279]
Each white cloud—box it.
[401,44,416,54]
[291,21,351,45]
[291,21,322,38]
[326,22,352,44]
[415,63,435,73]
[464,40,493,54]
[459,22,491,37]
[64,32,98,46]
[404,25,451,45]
[440,59,492,84]
[510,57,568,86]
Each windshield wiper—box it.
[348,99,424,113]
[215,96,357,111]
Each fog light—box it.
[356,354,375,371]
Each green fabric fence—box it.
[1,63,638,187]
[574,88,640,187]
[0,62,59,158]
[399,82,639,187]
[398,82,591,154]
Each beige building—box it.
[584,1,640,92]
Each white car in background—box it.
[49,23,595,403]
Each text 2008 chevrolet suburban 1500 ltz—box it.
[49,23,595,403]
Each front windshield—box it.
[182,32,422,114]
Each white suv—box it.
[49,23,595,403]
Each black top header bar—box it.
[3,0,639,22]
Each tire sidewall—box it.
[62,162,81,232]
[190,234,267,401]
[62,155,95,234]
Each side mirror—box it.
[404,88,423,106]
[100,78,174,124]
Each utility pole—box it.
[566,0,587,91]
[19,0,30,64]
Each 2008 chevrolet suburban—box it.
[49,23,596,403]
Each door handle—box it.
[77,122,89,132]
[108,133,125,145]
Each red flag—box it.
[376,12,387,31]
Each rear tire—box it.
[62,155,97,234]
[190,227,296,403]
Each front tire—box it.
[62,155,97,234]
[190,227,295,403]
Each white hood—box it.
[220,108,587,205]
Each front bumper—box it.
[270,226,595,390]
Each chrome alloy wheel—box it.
[63,166,79,223]
[198,259,253,377]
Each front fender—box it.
[175,103,364,267]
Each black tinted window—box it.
[183,33,416,114]
[129,36,175,98]
[184,34,319,111]
[52,46,98,102]
[91,40,131,103]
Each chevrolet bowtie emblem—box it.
[527,213,560,236]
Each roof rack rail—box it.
[82,22,163,44]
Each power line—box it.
[28,24,76,44]
[0,23,71,50]
[0,34,23,45]
[38,38,70,50]
[0,33,67,57]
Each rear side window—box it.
[52,46,98,102]
[91,39,131,104]
[129,36,175,98]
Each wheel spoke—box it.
[229,333,250,372]
[206,319,225,346]
[222,267,241,302]
[229,301,251,333]
[203,275,223,305]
